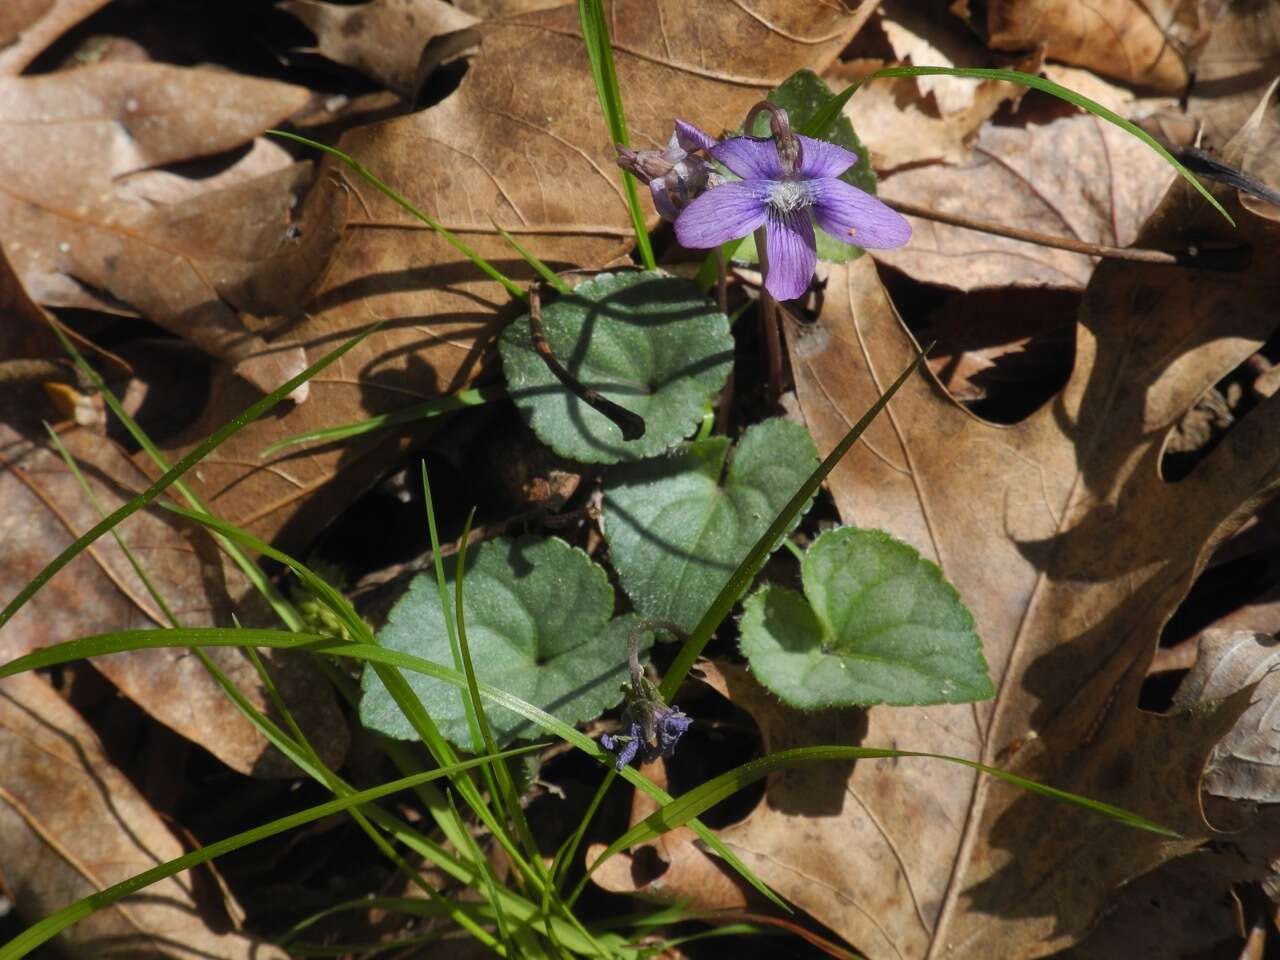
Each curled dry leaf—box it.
[0,672,288,959]
[871,112,1174,291]
[738,109,1280,956]
[0,62,340,397]
[159,0,877,548]
[1173,630,1280,803]
[0,0,114,75]
[279,0,479,98]
[983,0,1209,92]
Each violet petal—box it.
[674,181,767,249]
[809,178,911,249]
[763,208,817,300]
[674,120,718,154]
[711,136,784,180]
[650,178,678,221]
[796,135,859,179]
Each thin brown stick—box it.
[883,197,1184,265]
[528,283,646,440]
[753,225,785,407]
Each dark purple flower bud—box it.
[601,682,692,771]
[615,120,721,222]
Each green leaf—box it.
[603,419,819,632]
[360,536,650,747]
[734,69,877,266]
[498,271,733,465]
[739,526,994,709]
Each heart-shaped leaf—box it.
[359,535,648,747]
[739,526,994,709]
[735,68,877,265]
[602,418,819,632]
[498,271,734,465]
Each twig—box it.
[527,283,646,440]
[883,197,1234,267]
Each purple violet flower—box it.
[674,129,911,301]
[616,121,722,221]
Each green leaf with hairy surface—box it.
[360,536,651,747]
[733,69,877,265]
[498,271,733,465]
[603,418,819,633]
[740,526,993,708]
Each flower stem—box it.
[753,225,786,405]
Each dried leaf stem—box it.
[528,283,646,440]
[883,197,1223,267]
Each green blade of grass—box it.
[660,347,928,701]
[584,746,1178,887]
[0,747,539,960]
[0,321,379,632]
[261,385,503,456]
[0,626,787,912]
[577,0,656,270]
[489,216,574,295]
[269,129,529,300]
[806,66,1231,226]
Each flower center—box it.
[766,180,813,214]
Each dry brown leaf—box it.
[681,113,1280,957]
[0,415,349,778]
[984,0,1209,92]
[280,0,478,97]
[0,62,340,397]
[1172,630,1280,802]
[871,112,1174,291]
[156,0,878,549]
[0,0,114,75]
[1186,2,1280,143]
[452,0,562,17]
[831,52,1040,171]
[0,672,288,958]
[114,136,297,209]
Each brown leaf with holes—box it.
[0,413,349,778]
[154,0,880,549]
[0,672,288,959]
[675,103,1280,958]
[870,112,1174,291]
[280,0,478,97]
[0,62,341,397]
[984,0,1210,92]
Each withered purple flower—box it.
[674,108,911,301]
[601,699,692,772]
[601,621,693,772]
[616,121,721,221]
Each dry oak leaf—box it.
[0,62,340,397]
[0,419,349,779]
[281,0,479,98]
[155,0,877,549]
[871,112,1174,291]
[1173,629,1280,803]
[984,0,1209,92]
[0,672,288,959]
[0,0,114,75]
[749,109,1280,956]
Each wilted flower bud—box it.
[616,120,722,221]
